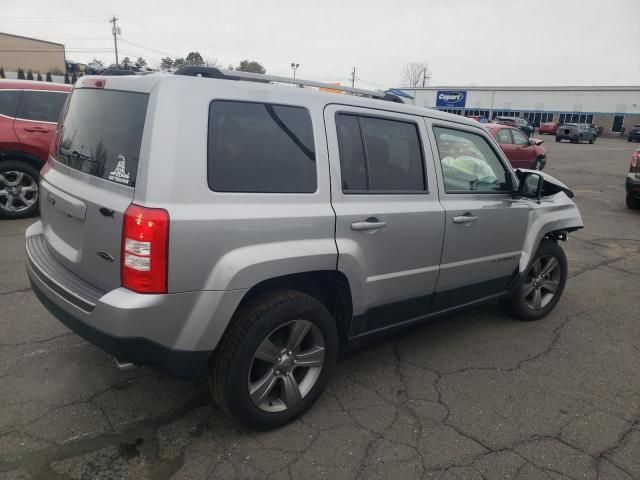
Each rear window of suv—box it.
[208,100,316,193]
[55,89,148,187]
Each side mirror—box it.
[515,171,544,202]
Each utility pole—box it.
[109,15,120,66]
[350,67,356,88]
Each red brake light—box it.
[76,77,106,89]
[122,204,170,294]
[631,151,640,171]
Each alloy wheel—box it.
[248,319,325,412]
[0,171,39,214]
[522,255,561,310]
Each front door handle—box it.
[452,213,478,224]
[351,217,387,231]
[24,126,50,133]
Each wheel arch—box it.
[518,196,584,273]
[228,270,353,348]
[0,151,45,172]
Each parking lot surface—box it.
[0,137,638,480]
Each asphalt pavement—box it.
[0,136,638,480]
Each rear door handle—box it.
[351,218,387,231]
[452,213,478,224]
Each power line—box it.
[119,39,172,57]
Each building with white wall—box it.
[397,86,640,136]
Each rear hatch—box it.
[39,85,149,292]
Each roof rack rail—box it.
[174,66,403,103]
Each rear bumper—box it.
[26,221,245,378]
[626,174,640,197]
[556,134,578,141]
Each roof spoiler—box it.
[174,66,403,103]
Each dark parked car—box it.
[0,80,71,218]
[484,124,546,170]
[555,124,597,144]
[627,125,640,142]
[626,148,640,209]
[493,116,534,137]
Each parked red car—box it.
[484,124,547,170]
[538,122,560,135]
[0,80,71,218]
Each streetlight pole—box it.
[290,62,299,79]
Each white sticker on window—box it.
[108,155,130,185]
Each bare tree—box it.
[204,57,220,68]
[401,62,431,87]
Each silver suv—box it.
[26,68,583,430]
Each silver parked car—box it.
[26,68,583,430]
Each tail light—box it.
[631,151,640,172]
[121,204,170,294]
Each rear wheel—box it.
[627,192,640,209]
[210,290,338,430]
[589,135,595,144]
[555,137,560,143]
[501,239,567,321]
[0,161,40,220]
[534,157,545,170]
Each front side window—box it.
[511,129,529,145]
[0,91,21,117]
[335,113,426,193]
[16,91,68,123]
[496,128,512,144]
[433,127,509,194]
[208,101,316,193]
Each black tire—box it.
[627,193,640,209]
[627,137,632,142]
[210,289,338,430]
[534,157,545,170]
[501,239,568,321]
[555,137,560,143]
[589,135,595,144]
[0,160,40,220]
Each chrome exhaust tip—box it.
[113,357,138,372]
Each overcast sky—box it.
[2,0,639,88]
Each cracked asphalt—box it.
[1,137,639,480]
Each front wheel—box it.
[210,290,338,430]
[0,160,40,219]
[501,239,567,321]
[589,136,595,144]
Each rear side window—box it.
[208,101,316,193]
[56,89,148,187]
[336,113,426,193]
[0,91,21,117]
[17,91,68,122]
